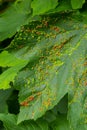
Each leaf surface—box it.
[8,14,87,124]
[71,0,85,9]
[0,113,49,130]
[31,0,58,16]
[0,0,31,41]
[46,0,72,14]
[0,89,12,113]
[0,51,28,89]
[51,114,71,130]
[68,63,87,130]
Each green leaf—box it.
[46,0,72,14]
[31,0,58,16]
[0,51,28,89]
[68,68,87,129]
[57,94,68,114]
[0,0,31,41]
[0,63,28,89]
[0,113,49,130]
[0,89,12,113]
[0,51,27,67]
[8,13,87,124]
[51,114,71,130]
[71,0,85,9]
[43,95,68,123]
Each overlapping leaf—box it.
[46,0,72,14]
[0,89,12,113]
[71,0,85,9]
[0,0,31,41]
[31,0,58,16]
[51,114,71,130]
[0,113,49,130]
[0,51,28,89]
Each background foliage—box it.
[0,0,87,130]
